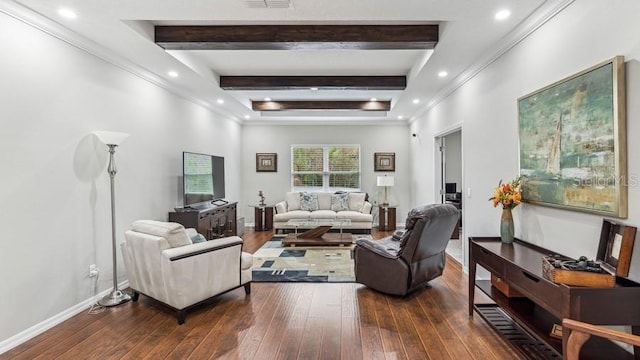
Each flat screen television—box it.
[183,152,225,208]
[445,182,457,194]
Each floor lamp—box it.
[93,131,131,307]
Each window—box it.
[291,145,361,191]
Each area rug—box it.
[251,235,370,282]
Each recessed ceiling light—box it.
[310,87,318,91]
[57,8,77,19]
[264,97,272,101]
[397,115,404,120]
[438,71,448,78]
[370,98,377,102]
[167,71,178,78]
[216,99,224,104]
[244,115,250,119]
[412,99,420,104]
[495,9,511,20]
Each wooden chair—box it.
[562,318,640,359]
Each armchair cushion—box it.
[131,220,191,248]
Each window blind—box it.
[291,145,360,191]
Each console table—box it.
[469,237,640,359]
[169,202,237,240]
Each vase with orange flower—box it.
[489,176,522,244]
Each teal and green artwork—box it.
[518,56,627,217]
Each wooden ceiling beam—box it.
[155,25,438,50]
[220,76,406,90]
[252,100,391,111]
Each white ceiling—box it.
[6,0,573,125]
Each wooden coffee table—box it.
[282,220,353,247]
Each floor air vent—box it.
[476,305,561,359]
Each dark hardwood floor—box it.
[2,229,520,360]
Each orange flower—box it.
[488,176,522,210]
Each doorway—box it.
[436,129,463,264]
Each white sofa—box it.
[120,220,252,324]
[273,192,373,233]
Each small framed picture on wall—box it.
[374,152,395,172]
[256,153,277,172]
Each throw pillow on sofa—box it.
[331,192,350,211]
[300,192,319,211]
[348,192,367,212]
[190,233,207,243]
[285,192,301,211]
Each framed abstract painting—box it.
[518,56,627,217]
[374,152,395,172]
[256,153,277,172]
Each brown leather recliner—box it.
[354,204,460,296]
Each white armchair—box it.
[120,220,252,324]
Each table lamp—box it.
[377,175,395,206]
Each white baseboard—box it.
[0,280,129,355]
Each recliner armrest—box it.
[355,237,400,259]
[392,230,406,241]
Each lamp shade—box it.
[377,175,395,187]
[93,131,130,146]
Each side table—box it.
[378,205,396,231]
[250,205,274,231]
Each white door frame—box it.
[434,125,464,265]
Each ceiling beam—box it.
[252,100,391,111]
[155,25,438,50]
[220,76,406,90]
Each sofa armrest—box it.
[362,201,372,214]
[275,201,287,214]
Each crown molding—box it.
[409,0,575,124]
[0,1,241,124]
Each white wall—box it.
[241,125,410,226]
[410,0,640,279]
[0,12,242,346]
